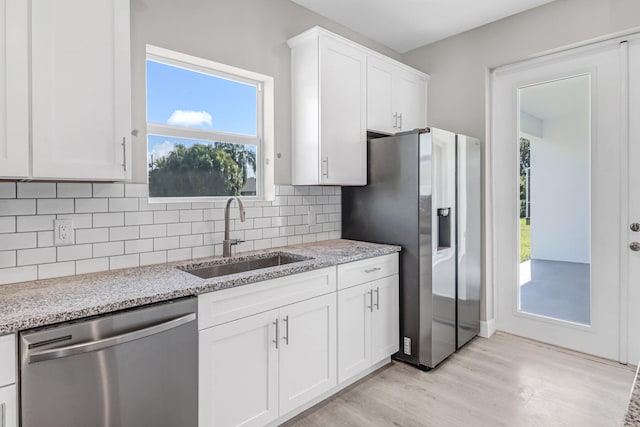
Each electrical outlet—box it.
[54,219,74,246]
[403,337,412,355]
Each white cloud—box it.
[148,140,176,163]
[167,110,213,127]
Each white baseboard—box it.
[479,319,496,338]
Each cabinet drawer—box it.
[0,335,15,387]
[198,267,337,330]
[337,253,399,290]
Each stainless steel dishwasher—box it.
[19,297,198,427]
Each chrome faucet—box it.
[223,196,246,257]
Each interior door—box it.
[493,42,623,360]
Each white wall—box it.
[529,114,590,263]
[401,0,640,321]
[130,0,402,185]
[520,112,543,138]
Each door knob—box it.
[631,242,640,251]
[631,223,640,232]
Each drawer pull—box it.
[365,267,382,274]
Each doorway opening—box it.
[517,74,591,326]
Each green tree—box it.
[149,143,244,197]
[519,137,530,218]
[215,142,257,184]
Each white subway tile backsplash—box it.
[0,183,16,199]
[18,183,56,199]
[93,183,124,198]
[57,183,93,198]
[17,215,55,232]
[140,224,166,239]
[76,257,109,275]
[93,241,124,258]
[76,228,109,244]
[125,239,154,254]
[0,265,37,285]
[17,247,56,266]
[75,198,109,213]
[0,216,15,233]
[0,251,16,268]
[38,261,75,280]
[109,254,140,270]
[0,200,36,216]
[93,213,125,228]
[0,185,341,285]
[58,244,93,262]
[37,199,74,214]
[109,198,139,212]
[0,232,37,250]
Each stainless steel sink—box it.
[178,252,311,279]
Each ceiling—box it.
[290,0,556,53]
[520,75,590,121]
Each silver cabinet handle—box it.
[631,242,640,251]
[365,267,382,274]
[1,402,5,427]
[367,289,373,312]
[27,313,196,364]
[272,319,279,349]
[121,137,127,171]
[392,112,398,129]
[374,287,380,310]
[321,157,329,178]
[398,113,403,130]
[283,315,289,345]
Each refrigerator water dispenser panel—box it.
[437,207,452,250]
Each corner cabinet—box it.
[288,27,367,186]
[367,56,427,135]
[0,0,132,181]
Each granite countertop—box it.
[0,239,400,334]
[625,364,640,425]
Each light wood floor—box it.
[283,332,635,427]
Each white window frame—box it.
[145,45,275,202]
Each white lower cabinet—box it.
[0,385,16,427]
[278,293,336,415]
[199,293,337,427]
[338,275,399,383]
[199,310,279,427]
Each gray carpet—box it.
[519,259,590,325]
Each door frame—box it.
[489,35,636,363]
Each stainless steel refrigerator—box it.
[342,128,481,369]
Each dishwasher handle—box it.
[27,312,197,364]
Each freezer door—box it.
[456,134,481,348]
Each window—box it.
[146,46,274,201]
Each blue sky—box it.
[146,59,257,166]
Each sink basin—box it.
[178,252,311,279]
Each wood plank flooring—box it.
[283,332,635,427]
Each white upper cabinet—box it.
[30,0,131,180]
[0,0,29,178]
[289,27,367,186]
[367,56,427,135]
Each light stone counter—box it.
[0,239,400,334]
[625,364,640,425]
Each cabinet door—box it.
[0,385,16,427]
[337,282,371,383]
[279,293,337,415]
[367,57,395,135]
[371,275,400,363]
[199,310,279,427]
[0,0,28,178]
[395,70,426,132]
[31,0,131,180]
[320,36,366,185]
